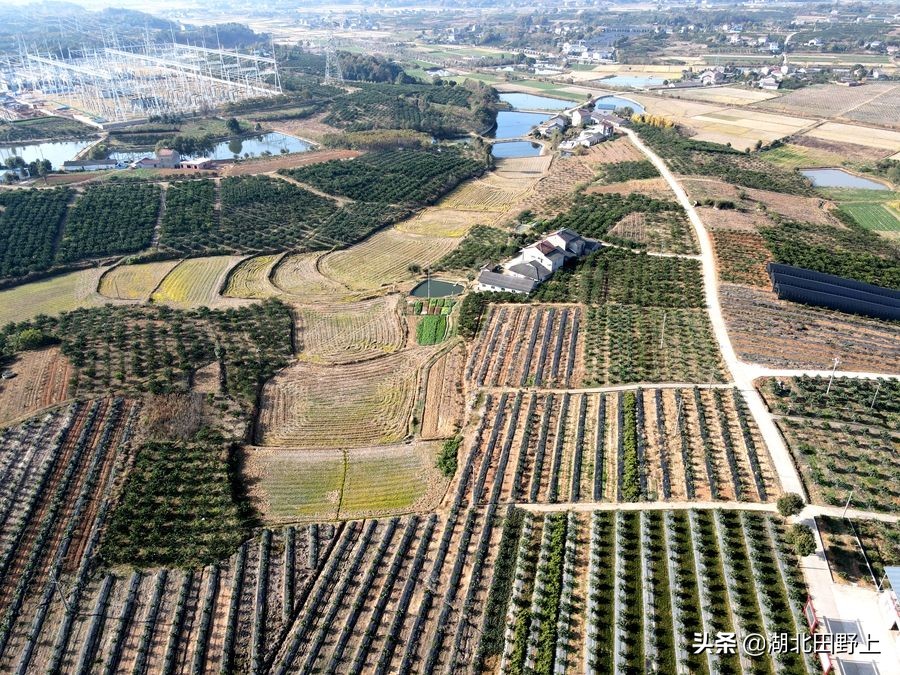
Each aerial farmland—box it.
[0,2,899,673]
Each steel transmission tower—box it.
[324,34,344,85]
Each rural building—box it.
[758,76,780,90]
[131,148,182,169]
[538,115,568,137]
[179,158,215,170]
[476,228,596,294]
[61,158,118,172]
[571,107,594,126]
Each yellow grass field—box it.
[319,229,459,291]
[803,122,900,155]
[296,295,405,364]
[151,255,247,308]
[222,254,282,299]
[396,208,486,238]
[245,442,448,523]
[256,347,435,447]
[0,268,110,325]
[97,260,181,300]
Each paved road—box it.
[623,128,807,496]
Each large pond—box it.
[111,132,312,162]
[593,95,645,114]
[800,168,889,190]
[410,279,465,298]
[491,141,543,158]
[499,92,573,111]
[0,139,94,168]
[490,111,551,139]
[600,74,667,89]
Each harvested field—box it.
[721,283,900,371]
[0,267,109,325]
[659,86,779,106]
[271,252,350,299]
[790,135,890,163]
[681,178,835,226]
[222,254,282,299]
[516,154,596,218]
[150,255,246,308]
[295,295,405,364]
[711,230,772,287]
[319,229,459,291]
[756,83,900,128]
[466,305,584,388]
[421,344,465,440]
[494,155,552,175]
[219,149,361,176]
[256,347,434,447]
[438,176,531,213]
[98,260,181,301]
[457,388,778,505]
[696,206,770,232]
[631,96,814,150]
[0,347,70,425]
[802,122,900,156]
[396,209,486,238]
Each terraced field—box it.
[270,252,350,300]
[222,254,282,299]
[151,255,247,308]
[256,347,435,447]
[295,295,405,364]
[0,267,109,325]
[97,260,181,300]
[319,229,459,291]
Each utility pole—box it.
[841,490,853,519]
[825,356,840,396]
[869,380,882,411]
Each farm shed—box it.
[767,262,900,321]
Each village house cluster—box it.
[476,228,598,294]
[536,103,623,150]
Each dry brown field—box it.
[0,347,70,425]
[420,344,466,440]
[721,283,900,371]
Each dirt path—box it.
[623,127,808,497]
[271,172,354,207]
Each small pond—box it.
[110,132,312,162]
[0,139,94,168]
[410,279,465,298]
[599,74,668,89]
[499,92,573,111]
[490,111,551,140]
[593,95,644,114]
[800,168,888,191]
[491,141,543,158]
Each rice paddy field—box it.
[319,229,459,291]
[150,255,247,308]
[270,252,352,300]
[0,267,109,325]
[97,260,181,300]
